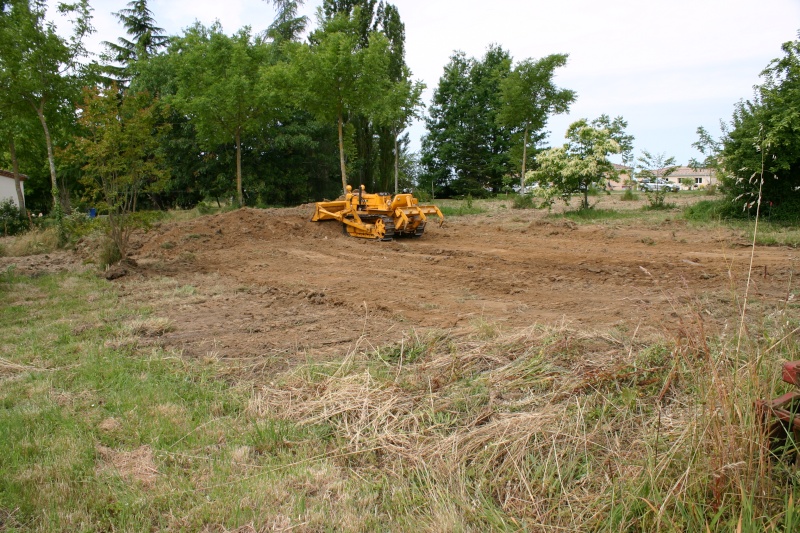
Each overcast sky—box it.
[56,0,800,165]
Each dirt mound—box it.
[134,207,338,260]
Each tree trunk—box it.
[337,112,347,194]
[394,129,399,195]
[235,127,243,207]
[520,124,529,194]
[9,139,26,215]
[583,185,589,210]
[34,104,60,212]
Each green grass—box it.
[0,271,343,531]
[684,200,800,247]
[559,208,639,222]
[755,226,800,247]
[437,199,487,217]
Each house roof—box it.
[669,166,713,178]
[0,169,28,181]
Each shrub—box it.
[683,199,737,221]
[621,189,638,201]
[512,194,536,209]
[0,199,28,236]
[63,212,102,241]
[766,198,800,223]
[99,236,122,267]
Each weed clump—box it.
[512,193,537,209]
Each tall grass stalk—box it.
[737,129,767,357]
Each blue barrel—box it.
[89,208,97,218]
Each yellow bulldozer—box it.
[311,185,444,240]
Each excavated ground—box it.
[96,199,797,364]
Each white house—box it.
[666,166,717,189]
[0,169,26,208]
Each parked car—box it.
[639,178,680,192]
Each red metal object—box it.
[783,361,800,387]
[758,361,800,456]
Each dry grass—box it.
[0,227,60,256]
[245,310,799,530]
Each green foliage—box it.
[68,86,168,260]
[101,0,169,83]
[98,236,122,267]
[560,208,635,221]
[637,150,679,208]
[280,9,398,193]
[621,188,638,201]
[512,193,537,209]
[421,45,514,197]
[717,34,800,213]
[62,211,101,240]
[0,199,27,236]
[437,196,487,216]
[167,23,272,206]
[683,199,739,221]
[497,54,576,192]
[531,115,632,210]
[0,0,93,218]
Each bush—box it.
[512,194,536,209]
[683,199,737,221]
[621,189,638,201]
[63,212,102,241]
[99,236,122,267]
[0,199,28,236]
[765,198,800,223]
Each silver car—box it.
[639,179,680,192]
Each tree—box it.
[531,116,632,209]
[421,45,514,197]
[637,150,679,208]
[716,33,800,218]
[265,0,308,43]
[287,8,393,193]
[0,88,35,215]
[316,1,413,192]
[0,0,93,237]
[497,54,576,193]
[168,23,272,206]
[69,86,168,260]
[373,72,424,193]
[101,0,168,84]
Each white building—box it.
[0,169,26,208]
[666,166,717,189]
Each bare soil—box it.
[100,199,797,365]
[3,197,792,364]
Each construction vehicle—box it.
[311,185,444,240]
